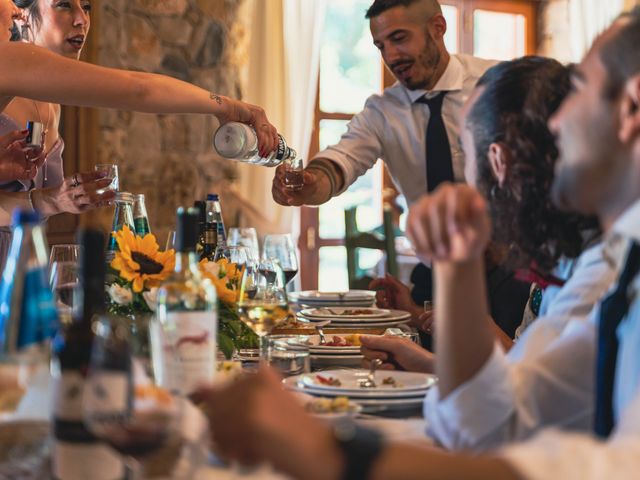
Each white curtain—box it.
[569,0,625,61]
[237,0,326,237]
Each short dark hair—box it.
[600,6,640,99]
[469,57,599,273]
[365,0,420,19]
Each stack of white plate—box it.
[289,290,376,308]
[284,369,437,413]
[305,334,365,368]
[298,307,411,329]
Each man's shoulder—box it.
[454,53,499,79]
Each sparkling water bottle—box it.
[0,209,58,361]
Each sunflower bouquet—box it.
[199,257,259,358]
[106,225,176,317]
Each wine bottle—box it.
[153,207,218,395]
[207,193,227,246]
[51,229,125,480]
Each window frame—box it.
[300,0,538,290]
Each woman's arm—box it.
[0,42,278,151]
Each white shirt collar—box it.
[405,55,465,104]
[603,199,640,268]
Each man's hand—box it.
[407,183,491,265]
[369,274,424,327]
[193,367,343,480]
[272,164,334,206]
[361,335,434,373]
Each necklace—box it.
[32,100,52,183]
[32,100,51,141]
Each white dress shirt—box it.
[499,199,640,479]
[314,54,497,205]
[423,239,618,451]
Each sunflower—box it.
[111,225,175,293]
[199,258,243,304]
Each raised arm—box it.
[406,184,494,398]
[0,42,278,150]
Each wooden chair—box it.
[344,206,398,290]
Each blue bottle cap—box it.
[206,194,219,201]
[12,208,41,226]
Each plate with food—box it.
[289,290,376,303]
[300,395,363,419]
[287,369,437,395]
[300,307,391,320]
[306,334,365,353]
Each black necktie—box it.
[417,92,455,192]
[594,241,640,437]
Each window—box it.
[300,0,538,290]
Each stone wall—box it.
[95,0,250,244]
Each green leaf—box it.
[218,332,235,360]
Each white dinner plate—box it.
[290,290,376,303]
[300,307,391,319]
[326,320,411,329]
[286,369,437,395]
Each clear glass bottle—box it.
[107,192,135,262]
[153,207,218,395]
[51,229,125,480]
[132,194,151,237]
[0,209,58,363]
[213,122,297,167]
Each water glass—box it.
[49,244,81,266]
[49,261,80,325]
[227,227,259,263]
[165,230,176,251]
[267,336,310,377]
[95,164,119,193]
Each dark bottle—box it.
[51,230,125,480]
[193,200,206,255]
[207,193,227,245]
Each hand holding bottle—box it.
[215,98,279,157]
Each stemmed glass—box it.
[262,234,298,285]
[237,259,289,361]
[228,227,260,263]
[213,245,250,267]
[84,317,182,479]
[49,244,81,266]
[49,261,80,325]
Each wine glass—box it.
[228,227,260,263]
[213,245,250,267]
[49,244,81,266]
[84,316,182,479]
[262,234,298,285]
[165,230,176,251]
[237,259,289,361]
[49,261,80,325]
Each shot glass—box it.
[94,164,119,194]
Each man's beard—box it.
[405,36,441,90]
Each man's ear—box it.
[428,14,447,40]
[619,74,640,144]
[488,143,511,188]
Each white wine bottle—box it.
[153,207,218,395]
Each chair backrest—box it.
[344,206,397,290]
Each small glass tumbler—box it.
[95,164,119,194]
[267,336,310,377]
[284,157,304,191]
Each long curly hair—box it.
[468,56,599,273]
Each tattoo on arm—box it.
[210,93,223,105]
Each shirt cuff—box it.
[424,344,515,451]
[312,150,356,196]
